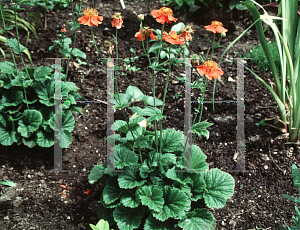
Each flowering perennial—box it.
[61,28,66,32]
[197,60,224,80]
[204,21,228,34]
[78,8,103,26]
[112,13,124,29]
[151,7,177,24]
[135,27,157,41]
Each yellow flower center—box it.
[170,34,177,40]
[212,21,223,27]
[205,60,216,68]
[160,7,173,15]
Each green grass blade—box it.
[242,1,282,100]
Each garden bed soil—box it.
[1,0,300,229]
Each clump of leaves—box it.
[243,40,281,73]
[88,85,235,230]
[0,61,85,149]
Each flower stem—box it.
[90,27,104,58]
[159,45,172,155]
[65,0,82,82]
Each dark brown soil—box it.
[1,0,300,229]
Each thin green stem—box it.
[115,28,118,69]
[157,23,165,63]
[65,0,81,82]
[91,27,104,58]
[159,45,172,155]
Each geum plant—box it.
[0,0,85,150]
[78,6,238,230]
[242,0,300,143]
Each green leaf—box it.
[229,0,247,10]
[118,165,147,189]
[36,129,55,148]
[157,129,184,153]
[114,93,132,109]
[149,41,161,53]
[88,162,107,184]
[120,190,140,208]
[113,120,129,133]
[7,38,27,54]
[0,62,15,74]
[70,21,80,31]
[281,194,300,206]
[90,219,115,230]
[129,106,162,117]
[190,120,213,139]
[0,114,21,146]
[103,176,123,205]
[0,73,13,89]
[143,95,163,106]
[177,208,216,230]
[109,144,139,169]
[113,204,145,230]
[202,169,235,209]
[64,82,80,91]
[126,125,146,141]
[171,22,185,34]
[97,202,115,227]
[292,164,300,189]
[160,153,177,167]
[17,110,43,138]
[33,66,53,80]
[71,48,87,59]
[125,85,144,101]
[23,132,38,148]
[175,0,183,6]
[186,145,208,171]
[150,185,187,221]
[34,79,54,106]
[1,90,23,107]
[137,185,164,212]
[0,180,16,188]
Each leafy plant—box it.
[49,35,87,66]
[243,0,300,142]
[0,1,85,149]
[0,0,39,54]
[279,164,300,230]
[76,6,238,229]
[243,40,281,73]
[123,56,141,72]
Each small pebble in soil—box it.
[264,165,268,170]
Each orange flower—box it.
[135,27,157,41]
[197,60,224,80]
[162,31,184,45]
[178,26,194,42]
[204,21,228,34]
[151,7,178,24]
[78,8,103,26]
[112,12,124,29]
[61,28,66,32]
